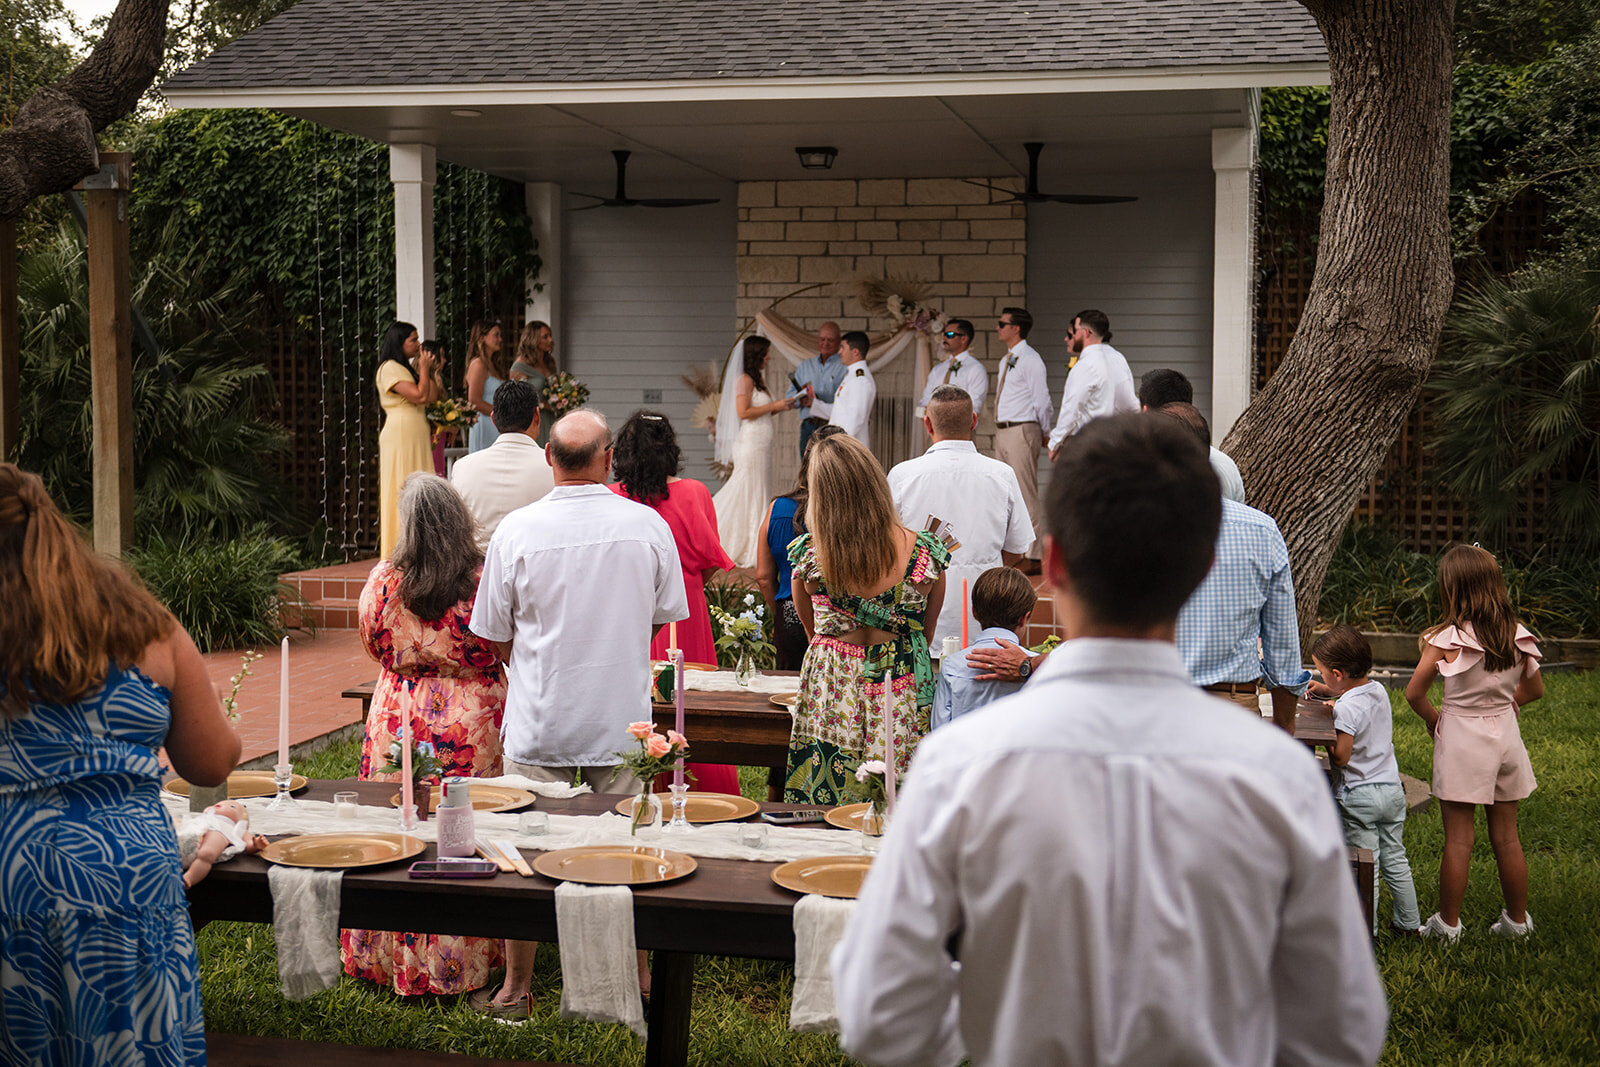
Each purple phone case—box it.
[408,859,499,878]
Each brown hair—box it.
[0,464,174,717]
[466,318,510,384]
[513,319,557,377]
[971,567,1036,631]
[806,434,903,596]
[1311,624,1372,679]
[1428,544,1520,672]
[789,424,845,534]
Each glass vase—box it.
[859,799,886,854]
[734,650,759,687]
[629,782,662,836]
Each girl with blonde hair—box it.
[464,318,507,453]
[0,463,240,1061]
[785,435,948,803]
[509,319,557,445]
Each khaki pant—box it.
[505,757,642,795]
[1206,688,1262,711]
[994,422,1044,560]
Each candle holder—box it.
[265,762,298,811]
[397,801,420,833]
[662,782,693,834]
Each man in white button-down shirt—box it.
[809,330,875,448]
[918,319,988,414]
[448,380,554,550]
[888,385,1032,650]
[989,307,1053,574]
[834,413,1386,1067]
[1047,308,1139,459]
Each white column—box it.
[1211,124,1258,440]
[524,181,562,338]
[390,144,437,340]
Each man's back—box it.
[449,434,554,549]
[835,639,1385,1066]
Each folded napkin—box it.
[790,893,857,1033]
[469,774,590,799]
[554,882,646,1037]
[267,866,344,1000]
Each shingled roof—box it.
[165,0,1325,91]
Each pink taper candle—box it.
[400,719,414,821]
[277,636,290,766]
[668,621,677,654]
[673,648,686,788]
[883,674,896,811]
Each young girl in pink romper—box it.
[1404,545,1542,942]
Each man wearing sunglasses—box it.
[918,319,988,415]
[991,307,1052,575]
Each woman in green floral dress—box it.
[785,434,948,803]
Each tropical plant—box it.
[129,529,308,652]
[1428,264,1600,550]
[17,219,290,538]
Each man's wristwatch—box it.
[1017,657,1033,680]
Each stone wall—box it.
[736,177,1026,483]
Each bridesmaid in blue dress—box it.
[0,464,242,1065]
[463,318,506,453]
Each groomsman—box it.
[918,319,988,414]
[989,307,1052,575]
[811,331,875,448]
[794,321,847,458]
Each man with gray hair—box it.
[888,385,1033,651]
[468,407,688,1015]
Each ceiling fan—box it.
[965,142,1137,205]
[568,150,720,210]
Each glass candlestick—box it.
[397,801,420,833]
[265,762,298,811]
[662,782,693,833]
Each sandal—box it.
[467,985,531,1022]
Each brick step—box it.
[282,597,361,632]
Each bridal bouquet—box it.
[542,372,590,418]
[426,396,476,437]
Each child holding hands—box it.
[1404,544,1542,941]
[1310,624,1421,937]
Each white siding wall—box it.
[1027,168,1215,484]
[563,184,737,485]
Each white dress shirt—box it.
[1210,446,1246,502]
[470,484,688,767]
[918,352,989,413]
[992,339,1052,430]
[811,361,875,447]
[1047,342,1139,450]
[887,441,1033,649]
[833,638,1386,1067]
[449,432,555,550]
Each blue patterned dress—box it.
[0,662,206,1065]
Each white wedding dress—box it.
[712,388,775,568]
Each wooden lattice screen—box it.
[1254,196,1553,554]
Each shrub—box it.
[130,531,311,653]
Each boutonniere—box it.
[1066,354,1081,372]
[950,358,961,371]
[1006,356,1018,370]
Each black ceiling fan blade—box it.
[567,190,609,202]
[961,179,1018,194]
[634,197,721,208]
[1042,193,1139,204]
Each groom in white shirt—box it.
[809,330,875,447]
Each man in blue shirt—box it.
[933,567,1040,729]
[794,321,847,457]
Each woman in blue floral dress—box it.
[785,435,948,804]
[0,464,242,1065]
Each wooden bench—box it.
[207,1033,579,1066]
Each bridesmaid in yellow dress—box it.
[376,321,441,557]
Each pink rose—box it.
[645,734,672,759]
[666,730,686,748]
[627,721,653,740]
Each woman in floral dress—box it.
[785,434,948,803]
[341,473,507,996]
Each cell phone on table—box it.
[761,809,827,825]
[408,859,499,878]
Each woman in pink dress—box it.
[341,473,507,994]
[610,410,740,796]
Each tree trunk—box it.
[1222,0,1455,640]
[0,0,168,220]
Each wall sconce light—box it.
[795,146,838,171]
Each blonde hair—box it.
[514,320,557,377]
[466,318,509,385]
[0,464,174,717]
[807,435,904,596]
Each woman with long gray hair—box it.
[340,472,507,996]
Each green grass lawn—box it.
[200,673,1600,1064]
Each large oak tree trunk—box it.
[1222,0,1455,639]
[0,0,168,220]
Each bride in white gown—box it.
[712,336,800,567]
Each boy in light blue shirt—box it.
[933,567,1041,730]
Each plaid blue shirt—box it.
[1175,498,1310,694]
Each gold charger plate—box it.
[610,791,759,824]
[769,691,799,709]
[260,832,425,869]
[771,855,874,899]
[532,845,698,886]
[163,770,308,799]
[824,802,871,831]
[388,785,536,813]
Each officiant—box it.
[793,321,846,457]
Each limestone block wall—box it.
[736,177,1026,487]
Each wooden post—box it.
[0,219,17,462]
[80,152,134,556]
